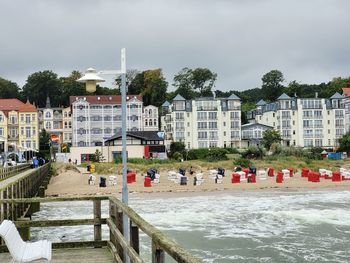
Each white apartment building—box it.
[248,93,345,148]
[342,88,350,133]
[161,94,241,149]
[70,95,144,147]
[143,105,159,131]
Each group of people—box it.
[31,157,46,168]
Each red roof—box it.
[342,88,350,96]
[0,99,25,111]
[19,101,37,112]
[69,95,142,105]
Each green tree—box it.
[94,149,105,163]
[39,129,51,158]
[128,69,168,107]
[261,129,282,150]
[0,77,21,99]
[173,67,217,99]
[169,141,186,159]
[338,131,350,152]
[60,71,86,106]
[22,71,63,107]
[261,70,284,101]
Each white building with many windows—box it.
[161,94,241,149]
[248,93,345,148]
[70,95,144,147]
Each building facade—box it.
[70,95,145,147]
[161,94,241,149]
[0,99,39,155]
[143,105,159,131]
[248,93,345,148]
[241,123,273,148]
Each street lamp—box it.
[78,48,129,262]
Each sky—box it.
[1,0,350,92]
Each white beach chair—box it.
[108,175,117,186]
[319,168,327,176]
[209,169,218,179]
[216,174,223,184]
[153,173,160,184]
[195,173,204,185]
[0,219,52,262]
[168,171,177,181]
[174,173,183,184]
[340,168,347,174]
[282,169,290,179]
[88,175,96,185]
[258,170,267,180]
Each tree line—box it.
[1,68,349,119]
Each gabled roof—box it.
[70,95,142,105]
[342,87,350,96]
[162,101,170,107]
[19,101,37,112]
[173,94,186,101]
[227,93,240,100]
[0,99,24,111]
[105,131,164,142]
[330,92,343,99]
[256,99,266,106]
[277,93,291,100]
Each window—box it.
[198,141,208,148]
[223,122,226,126]
[25,127,31,138]
[223,131,226,136]
[230,112,239,119]
[154,119,157,126]
[10,116,17,124]
[104,116,112,121]
[26,141,31,148]
[197,112,207,120]
[175,112,184,120]
[230,121,239,129]
[25,114,30,123]
[209,122,217,129]
[21,127,24,135]
[208,112,217,120]
[64,112,68,118]
[21,115,24,122]
[198,131,207,139]
[45,112,51,118]
[0,128,3,136]
[197,122,207,129]
[145,120,148,126]
[149,119,153,126]
[64,122,68,128]
[32,127,36,136]
[32,114,35,121]
[0,115,3,122]
[304,139,313,147]
[45,122,51,129]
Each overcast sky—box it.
[1,0,350,92]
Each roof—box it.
[277,93,291,100]
[241,123,274,130]
[330,92,343,99]
[70,95,142,105]
[105,131,164,142]
[172,94,186,101]
[256,99,266,106]
[19,101,37,112]
[162,101,170,107]
[342,88,350,96]
[0,99,25,111]
[227,93,240,100]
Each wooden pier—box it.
[0,196,202,263]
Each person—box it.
[189,166,194,175]
[68,158,71,163]
[75,159,77,165]
[249,163,256,174]
[234,166,242,172]
[33,158,39,168]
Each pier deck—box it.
[0,247,114,262]
[0,168,34,189]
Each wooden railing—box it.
[0,196,202,263]
[0,163,31,182]
[0,163,51,222]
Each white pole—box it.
[120,48,130,263]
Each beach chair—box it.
[168,171,177,181]
[88,175,96,185]
[236,171,246,182]
[195,173,204,185]
[282,169,290,179]
[0,219,52,262]
[216,174,223,184]
[258,170,267,180]
[108,175,117,186]
[209,169,218,179]
[153,173,160,184]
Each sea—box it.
[31,189,350,263]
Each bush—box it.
[279,147,304,157]
[233,157,250,168]
[172,152,183,161]
[205,148,229,162]
[187,149,209,160]
[270,142,282,155]
[225,148,240,154]
[241,145,265,159]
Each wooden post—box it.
[152,242,165,263]
[93,200,102,248]
[116,209,124,262]
[130,221,139,254]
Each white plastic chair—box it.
[153,173,160,184]
[0,220,52,262]
[282,169,290,179]
[108,175,117,186]
[168,171,177,181]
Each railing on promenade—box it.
[0,163,31,182]
[0,196,202,263]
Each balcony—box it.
[8,135,19,140]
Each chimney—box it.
[315,92,318,98]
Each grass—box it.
[78,155,350,175]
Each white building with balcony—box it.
[161,94,241,149]
[70,95,144,147]
[143,105,159,131]
[248,93,345,148]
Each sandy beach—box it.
[45,166,350,197]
